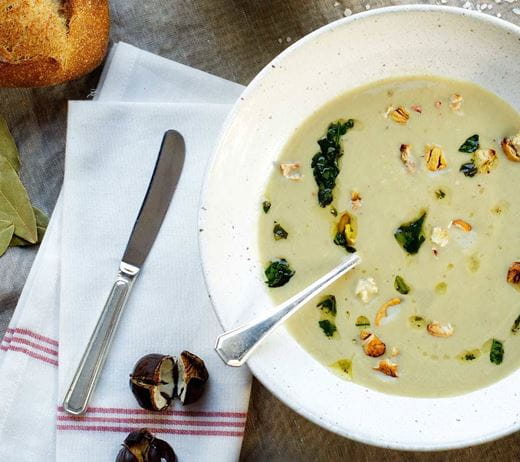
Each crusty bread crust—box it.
[0,0,109,87]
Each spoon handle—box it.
[215,254,360,367]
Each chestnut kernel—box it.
[116,429,176,462]
[130,354,176,412]
[176,351,209,405]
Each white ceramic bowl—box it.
[199,5,520,450]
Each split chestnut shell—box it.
[177,351,209,405]
[129,354,176,412]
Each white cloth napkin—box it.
[0,42,251,461]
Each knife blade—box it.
[122,130,185,268]
[63,130,185,415]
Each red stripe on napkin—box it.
[57,406,246,418]
[56,425,244,437]
[1,327,59,366]
[0,344,58,366]
[57,415,245,428]
[5,327,59,347]
[7,336,59,356]
[56,406,247,437]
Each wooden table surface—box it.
[1,1,519,460]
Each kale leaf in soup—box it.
[459,134,480,153]
[311,119,354,207]
[490,339,504,365]
[273,223,288,240]
[394,275,411,294]
[264,258,295,287]
[512,314,520,334]
[317,295,337,316]
[460,161,478,177]
[318,319,337,338]
[394,211,427,255]
[355,315,370,327]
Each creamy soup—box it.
[259,76,520,397]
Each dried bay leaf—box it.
[33,206,49,228]
[11,236,32,248]
[0,220,15,256]
[0,116,20,173]
[9,236,25,247]
[0,157,37,243]
[10,206,48,247]
[0,117,44,254]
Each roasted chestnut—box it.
[130,351,209,411]
[130,354,176,412]
[176,351,209,405]
[116,429,176,462]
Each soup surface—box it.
[259,76,520,397]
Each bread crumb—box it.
[351,190,362,209]
[449,93,463,112]
[280,162,303,181]
[431,227,449,247]
[355,277,378,303]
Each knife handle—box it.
[62,263,139,415]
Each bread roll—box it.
[0,0,110,87]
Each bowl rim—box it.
[198,4,520,451]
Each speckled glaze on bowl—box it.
[199,6,520,450]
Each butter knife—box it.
[63,130,185,415]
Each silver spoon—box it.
[215,253,360,367]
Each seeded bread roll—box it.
[0,0,110,87]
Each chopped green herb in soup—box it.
[264,258,295,288]
[273,223,288,240]
[409,315,427,329]
[490,339,504,365]
[460,161,478,177]
[394,211,427,255]
[317,295,337,316]
[512,314,520,334]
[355,315,370,328]
[330,358,352,378]
[394,275,411,295]
[259,76,520,397]
[458,134,480,153]
[318,319,337,338]
[311,119,354,207]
